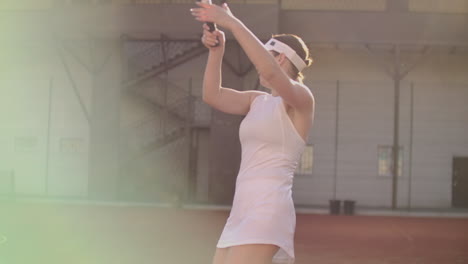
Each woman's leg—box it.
[224,244,280,264]
[212,247,229,264]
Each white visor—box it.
[264,38,307,72]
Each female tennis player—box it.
[191,2,314,264]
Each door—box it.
[453,157,468,208]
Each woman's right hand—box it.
[201,24,225,52]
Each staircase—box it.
[118,38,210,201]
[121,92,199,161]
[121,37,210,161]
[123,38,207,88]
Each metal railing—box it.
[115,0,276,4]
[120,93,209,160]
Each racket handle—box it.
[206,22,216,32]
[196,0,219,47]
[208,22,220,47]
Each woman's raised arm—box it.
[200,23,267,115]
[191,2,313,111]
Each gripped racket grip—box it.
[196,0,219,47]
[206,22,217,33]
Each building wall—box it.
[156,45,468,209]
[3,4,467,208]
[0,38,92,198]
[409,83,468,207]
[289,48,468,209]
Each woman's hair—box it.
[270,34,313,83]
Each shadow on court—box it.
[1,200,467,264]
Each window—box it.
[14,137,38,153]
[60,138,85,154]
[296,144,313,175]
[378,145,403,177]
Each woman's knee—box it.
[224,244,279,264]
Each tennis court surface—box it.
[1,200,468,264]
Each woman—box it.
[191,2,314,264]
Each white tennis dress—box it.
[216,93,306,264]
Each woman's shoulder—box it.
[291,79,311,91]
[291,81,314,106]
[249,91,270,105]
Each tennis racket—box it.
[196,0,226,47]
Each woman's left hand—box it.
[191,2,237,30]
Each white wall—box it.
[159,45,468,209]
[0,77,50,195]
[0,40,91,197]
[4,7,466,209]
[290,48,468,209]
[410,83,468,207]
